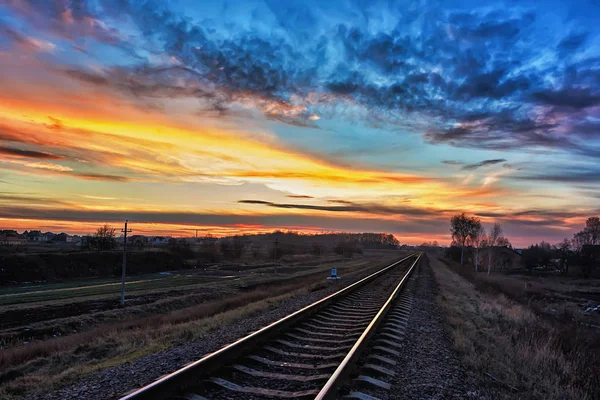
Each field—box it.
[0,250,403,399]
[430,252,600,399]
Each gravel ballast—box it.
[383,255,477,399]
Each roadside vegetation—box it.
[431,213,600,399]
[432,255,599,399]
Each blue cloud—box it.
[3,0,600,159]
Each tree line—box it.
[522,217,600,277]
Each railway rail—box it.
[120,252,422,400]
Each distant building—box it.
[25,230,49,242]
[55,233,70,242]
[128,235,148,249]
[0,230,18,237]
[479,246,522,270]
[43,232,56,241]
[1,236,27,246]
[66,235,81,243]
[150,236,170,245]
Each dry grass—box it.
[0,285,311,398]
[431,255,599,400]
[0,254,399,399]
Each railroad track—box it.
[121,253,422,400]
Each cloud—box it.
[238,199,445,217]
[73,173,131,182]
[531,88,600,110]
[78,194,117,200]
[238,199,364,212]
[3,0,594,160]
[511,169,600,184]
[1,159,72,172]
[0,25,56,53]
[442,160,464,166]
[0,145,63,160]
[461,159,507,171]
[328,200,354,205]
[557,31,588,57]
[2,0,141,58]
[0,192,73,207]
[286,195,314,199]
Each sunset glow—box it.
[1,0,599,246]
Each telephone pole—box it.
[120,220,132,306]
[273,237,279,274]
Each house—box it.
[150,236,170,245]
[478,246,522,271]
[1,236,27,246]
[66,235,81,243]
[54,233,70,242]
[128,235,148,249]
[43,232,56,241]
[25,230,49,242]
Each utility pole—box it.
[120,220,132,306]
[273,237,279,274]
[196,229,199,243]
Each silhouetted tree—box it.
[487,223,502,275]
[471,225,486,272]
[450,213,480,266]
[557,238,572,276]
[93,225,116,251]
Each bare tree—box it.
[572,217,600,278]
[584,217,600,245]
[94,224,116,251]
[487,223,502,275]
[572,230,590,252]
[471,225,485,272]
[557,238,572,276]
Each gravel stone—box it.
[372,256,478,399]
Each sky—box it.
[0,0,599,246]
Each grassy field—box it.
[0,250,403,399]
[0,274,233,307]
[430,253,600,399]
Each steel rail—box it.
[314,252,422,400]
[120,253,418,400]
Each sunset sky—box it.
[1,0,599,246]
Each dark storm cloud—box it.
[461,159,507,171]
[531,88,600,110]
